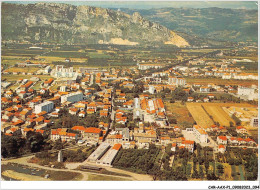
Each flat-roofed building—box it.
[193,125,208,143]
[35,101,54,114]
[61,92,83,104]
[87,142,110,162]
[96,144,122,166]
[138,63,163,70]
[168,76,186,86]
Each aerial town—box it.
[1,1,258,183]
[1,43,258,181]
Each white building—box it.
[61,92,83,104]
[193,125,208,143]
[35,101,54,114]
[148,85,155,94]
[134,98,140,109]
[60,86,67,92]
[44,66,51,74]
[138,63,163,70]
[87,142,111,162]
[168,76,186,86]
[51,65,76,78]
[237,86,257,100]
[96,144,122,166]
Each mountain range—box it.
[1,2,190,47]
[118,7,258,43]
[2,2,255,47]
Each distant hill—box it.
[1,2,191,47]
[118,7,257,43]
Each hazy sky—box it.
[6,1,258,9]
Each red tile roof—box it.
[218,136,227,141]
[72,126,86,131]
[113,144,122,150]
[85,127,101,134]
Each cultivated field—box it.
[202,105,235,126]
[165,102,195,125]
[186,103,214,128]
[187,103,257,128]
[38,56,88,63]
[2,74,52,81]
[199,103,257,108]
[5,67,40,73]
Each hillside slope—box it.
[119,7,257,43]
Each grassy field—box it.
[165,102,195,127]
[2,170,49,181]
[5,67,40,73]
[45,170,83,181]
[87,51,112,59]
[8,84,20,91]
[87,174,129,181]
[2,74,52,81]
[49,84,59,91]
[2,49,47,57]
[32,81,42,90]
[186,103,214,128]
[43,50,88,58]
[38,56,88,63]
[186,77,258,86]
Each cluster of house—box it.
[51,126,104,145]
[1,103,51,138]
[217,135,257,153]
[187,59,257,80]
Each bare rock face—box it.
[2,2,190,47]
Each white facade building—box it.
[168,76,186,86]
[237,86,257,101]
[35,101,54,114]
[61,92,83,104]
[51,65,76,78]
[193,125,208,143]
[138,63,163,70]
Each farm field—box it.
[43,50,88,58]
[38,56,88,63]
[186,103,214,128]
[185,77,258,86]
[2,74,52,81]
[5,67,40,73]
[2,49,48,57]
[187,102,257,128]
[165,102,195,126]
[202,104,235,126]
[246,127,258,141]
[194,102,257,108]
